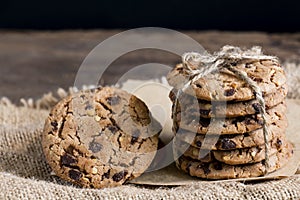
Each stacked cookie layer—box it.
[168,58,293,179]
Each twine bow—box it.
[179,45,278,174]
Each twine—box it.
[176,45,279,175]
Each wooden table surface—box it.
[0,30,299,102]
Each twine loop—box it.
[179,45,278,174]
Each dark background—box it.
[0,0,300,32]
[1,0,300,102]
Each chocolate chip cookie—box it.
[42,87,161,188]
[170,84,287,118]
[175,142,293,179]
[175,119,287,150]
[181,137,287,165]
[173,102,287,135]
[167,60,286,101]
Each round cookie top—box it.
[42,87,161,188]
[167,59,286,101]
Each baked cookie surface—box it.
[180,137,287,165]
[167,60,286,101]
[175,142,293,179]
[175,120,287,150]
[170,84,287,118]
[42,87,161,188]
[173,102,287,135]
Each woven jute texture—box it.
[1,62,300,200]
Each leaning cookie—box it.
[176,142,293,179]
[167,60,286,102]
[42,87,161,188]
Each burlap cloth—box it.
[1,62,300,199]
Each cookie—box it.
[173,102,287,135]
[175,120,287,150]
[181,137,287,165]
[42,87,161,188]
[170,84,287,118]
[175,142,293,179]
[167,60,286,101]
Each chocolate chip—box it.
[251,76,263,82]
[112,171,128,182]
[237,116,247,123]
[244,117,253,125]
[61,154,77,166]
[108,125,118,133]
[131,136,138,144]
[89,141,102,153]
[195,140,202,147]
[257,119,264,125]
[131,130,140,144]
[103,171,110,179]
[245,63,251,68]
[200,109,210,116]
[252,103,262,114]
[224,88,235,96]
[198,163,211,175]
[276,139,283,147]
[51,121,58,130]
[69,170,82,180]
[221,138,236,150]
[238,149,243,155]
[195,83,202,88]
[106,96,121,105]
[213,163,223,170]
[199,119,210,127]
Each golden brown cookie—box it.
[42,87,161,188]
[175,119,287,150]
[181,137,287,165]
[169,84,287,118]
[167,60,286,101]
[173,102,287,135]
[175,142,293,179]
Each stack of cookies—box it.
[167,49,293,179]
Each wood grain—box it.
[0,30,299,102]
